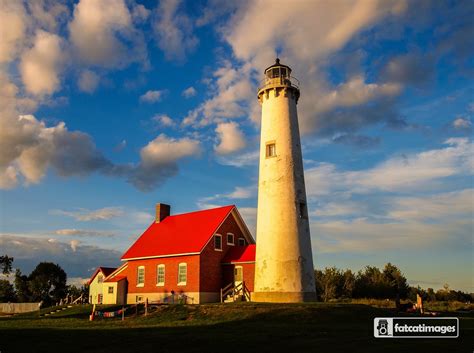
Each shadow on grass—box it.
[1,304,472,353]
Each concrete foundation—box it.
[252,291,317,303]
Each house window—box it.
[98,274,103,283]
[227,233,234,245]
[214,234,222,251]
[178,263,187,285]
[108,286,114,294]
[136,295,143,303]
[266,142,276,158]
[238,238,246,246]
[157,264,165,286]
[137,266,145,286]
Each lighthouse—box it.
[253,59,316,303]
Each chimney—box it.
[155,203,171,223]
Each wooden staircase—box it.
[220,282,251,303]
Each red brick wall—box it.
[124,254,200,295]
[240,263,255,291]
[200,214,247,292]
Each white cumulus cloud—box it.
[78,69,99,93]
[214,122,247,155]
[152,0,198,61]
[19,30,65,95]
[140,90,166,103]
[69,0,147,68]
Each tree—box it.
[426,288,436,302]
[318,267,344,302]
[382,263,409,300]
[341,269,355,298]
[0,279,16,302]
[354,266,388,298]
[14,269,32,302]
[28,262,67,306]
[0,255,14,274]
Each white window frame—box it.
[227,233,235,246]
[214,234,222,251]
[178,263,187,286]
[97,274,103,283]
[136,266,145,287]
[156,264,165,286]
[238,237,246,246]
[108,286,114,294]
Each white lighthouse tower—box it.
[253,59,316,303]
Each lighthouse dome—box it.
[264,58,292,79]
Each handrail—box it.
[257,76,300,92]
[220,281,251,303]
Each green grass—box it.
[0,303,472,353]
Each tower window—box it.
[299,202,308,219]
[266,143,276,158]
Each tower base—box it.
[251,291,317,303]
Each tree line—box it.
[315,263,472,303]
[1,255,471,306]
[0,255,86,307]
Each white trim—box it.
[231,208,255,244]
[122,252,200,261]
[136,266,145,287]
[104,263,128,281]
[156,264,165,286]
[199,207,235,252]
[178,262,187,286]
[226,233,235,245]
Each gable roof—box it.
[104,275,126,283]
[121,205,238,261]
[222,244,256,264]
[88,267,116,284]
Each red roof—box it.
[88,267,116,284]
[222,244,256,263]
[121,205,235,260]
[104,275,126,283]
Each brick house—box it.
[109,204,256,304]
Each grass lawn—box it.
[0,303,472,353]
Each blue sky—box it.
[0,0,472,292]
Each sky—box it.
[0,0,472,292]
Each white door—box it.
[234,266,243,287]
